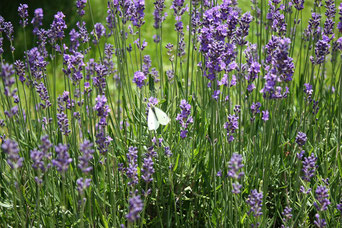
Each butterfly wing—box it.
[148,108,160,130]
[154,107,170,125]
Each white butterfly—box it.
[148,107,171,130]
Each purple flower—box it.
[301,153,317,182]
[18,4,29,27]
[142,55,151,75]
[31,8,43,35]
[133,71,146,89]
[126,147,139,186]
[295,132,307,147]
[52,144,72,173]
[227,153,244,180]
[92,23,105,44]
[134,38,147,51]
[57,112,70,136]
[224,114,239,142]
[262,110,269,122]
[282,206,292,226]
[153,0,167,29]
[76,178,91,193]
[14,60,26,83]
[2,139,24,169]
[250,102,261,121]
[141,149,155,183]
[164,147,172,157]
[296,150,305,160]
[314,186,331,211]
[76,0,87,16]
[35,82,51,109]
[50,12,67,41]
[246,189,263,218]
[314,214,327,227]
[30,135,52,173]
[94,95,110,125]
[130,0,145,28]
[310,35,331,65]
[176,100,193,138]
[126,195,143,222]
[337,200,342,215]
[78,140,94,173]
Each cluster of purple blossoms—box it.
[311,35,332,65]
[224,114,239,142]
[198,3,238,90]
[2,139,24,169]
[126,194,143,222]
[246,189,263,224]
[250,102,261,122]
[293,0,304,10]
[26,47,48,80]
[49,12,67,42]
[314,214,327,227]
[314,186,331,212]
[0,37,3,55]
[261,36,294,99]
[244,43,260,92]
[338,3,342,33]
[141,148,155,184]
[76,177,91,194]
[30,135,53,184]
[130,0,145,28]
[1,63,17,97]
[126,146,139,186]
[176,100,193,138]
[142,55,151,76]
[92,23,106,44]
[35,82,51,109]
[281,206,293,228]
[18,4,29,28]
[0,16,14,52]
[304,13,321,40]
[301,153,317,182]
[227,153,244,194]
[267,0,287,36]
[103,44,114,75]
[14,60,26,83]
[235,12,253,46]
[324,0,336,35]
[78,140,94,173]
[295,132,307,147]
[52,144,72,173]
[94,95,110,126]
[337,200,342,215]
[134,38,147,51]
[133,71,146,89]
[31,8,43,35]
[63,51,85,84]
[76,0,87,17]
[146,96,158,115]
[57,112,71,136]
[153,0,167,29]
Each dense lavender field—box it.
[1,0,342,227]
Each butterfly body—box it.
[148,107,170,130]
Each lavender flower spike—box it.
[126,195,143,222]
[2,139,24,169]
[52,144,72,173]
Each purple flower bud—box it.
[76,0,87,17]
[246,189,263,218]
[296,132,307,146]
[176,100,193,138]
[76,177,91,193]
[133,71,146,88]
[2,139,24,169]
[31,8,43,35]
[314,186,331,211]
[52,144,72,173]
[126,195,143,222]
[78,140,94,173]
[224,114,239,142]
[227,153,244,180]
[18,4,29,27]
[302,153,317,182]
